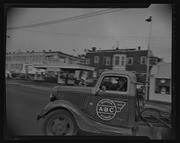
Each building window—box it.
[114,55,126,66]
[93,71,97,78]
[86,58,90,65]
[127,57,133,65]
[155,78,170,95]
[104,57,111,66]
[140,56,147,64]
[121,57,125,66]
[115,56,120,66]
[94,56,99,63]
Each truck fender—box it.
[37,100,100,134]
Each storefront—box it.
[149,62,171,103]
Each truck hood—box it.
[58,85,93,94]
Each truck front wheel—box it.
[42,110,78,136]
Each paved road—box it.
[5,81,95,137]
[6,84,51,136]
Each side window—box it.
[100,76,128,92]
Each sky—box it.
[6,4,172,62]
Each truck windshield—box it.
[100,76,127,92]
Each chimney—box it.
[92,47,96,52]
[138,46,141,51]
[49,49,52,52]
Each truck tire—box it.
[42,110,78,136]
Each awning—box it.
[33,64,95,71]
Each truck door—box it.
[86,74,136,128]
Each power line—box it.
[12,29,171,41]
[7,8,125,30]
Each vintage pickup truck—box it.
[37,70,171,139]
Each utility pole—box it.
[145,16,152,100]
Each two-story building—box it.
[6,49,82,75]
[85,47,161,83]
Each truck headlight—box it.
[50,86,60,101]
[50,93,56,102]
[50,93,53,98]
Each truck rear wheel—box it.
[42,110,78,136]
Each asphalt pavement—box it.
[5,80,96,138]
[6,84,50,137]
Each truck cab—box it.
[37,70,171,139]
[86,70,136,128]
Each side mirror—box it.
[96,85,106,95]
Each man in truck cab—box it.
[100,76,127,92]
[115,77,127,91]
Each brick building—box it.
[85,47,162,83]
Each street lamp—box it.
[145,16,152,100]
